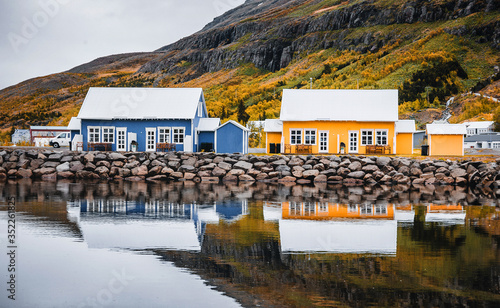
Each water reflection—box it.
[0,180,499,307]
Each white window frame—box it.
[304,129,317,145]
[145,127,156,152]
[492,142,500,149]
[360,129,374,146]
[198,101,203,117]
[116,128,127,151]
[172,127,185,144]
[158,127,171,144]
[375,129,388,145]
[88,126,100,143]
[290,129,302,145]
[102,126,115,143]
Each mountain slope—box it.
[0,0,499,142]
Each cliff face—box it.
[138,0,500,78]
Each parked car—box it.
[49,132,70,148]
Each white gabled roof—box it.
[197,118,220,131]
[67,117,81,131]
[280,89,398,122]
[464,121,494,129]
[77,87,205,120]
[395,120,416,133]
[216,120,250,132]
[264,119,283,133]
[426,124,467,135]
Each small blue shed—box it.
[215,120,250,154]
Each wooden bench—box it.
[366,145,391,154]
[156,143,176,152]
[88,143,112,151]
[296,144,312,154]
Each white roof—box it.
[280,89,398,122]
[464,121,494,129]
[279,219,397,255]
[80,220,201,251]
[30,126,69,130]
[426,124,467,135]
[216,120,250,131]
[67,117,81,131]
[264,119,283,132]
[78,87,205,120]
[395,120,416,133]
[197,118,220,131]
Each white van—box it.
[49,132,71,148]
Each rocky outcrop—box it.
[139,0,499,77]
[1,149,499,188]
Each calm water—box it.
[0,180,499,307]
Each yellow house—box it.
[270,89,414,155]
[426,124,466,156]
[281,202,395,220]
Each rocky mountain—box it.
[1,0,499,141]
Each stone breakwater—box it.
[0,149,499,187]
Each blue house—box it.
[197,118,220,152]
[215,120,250,154]
[78,87,212,152]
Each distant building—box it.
[464,133,500,149]
[11,129,30,144]
[30,126,69,142]
[463,121,495,136]
[264,119,283,153]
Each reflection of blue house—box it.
[215,120,250,154]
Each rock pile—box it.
[1,149,499,187]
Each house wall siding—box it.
[395,133,413,155]
[266,132,282,153]
[282,121,395,154]
[81,119,192,152]
[198,132,215,151]
[430,134,464,156]
[216,122,245,154]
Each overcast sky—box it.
[0,0,245,90]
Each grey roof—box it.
[464,134,500,142]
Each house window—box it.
[88,127,100,143]
[374,205,387,215]
[304,129,316,145]
[361,130,373,146]
[348,204,358,213]
[102,127,114,143]
[360,204,373,215]
[158,127,171,143]
[173,128,185,144]
[290,129,302,145]
[492,142,500,149]
[290,202,301,216]
[376,130,388,145]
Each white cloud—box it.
[0,0,245,90]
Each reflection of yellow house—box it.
[426,124,466,156]
[268,89,415,155]
[282,202,395,220]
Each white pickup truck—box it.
[49,132,71,148]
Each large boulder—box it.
[233,161,253,171]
